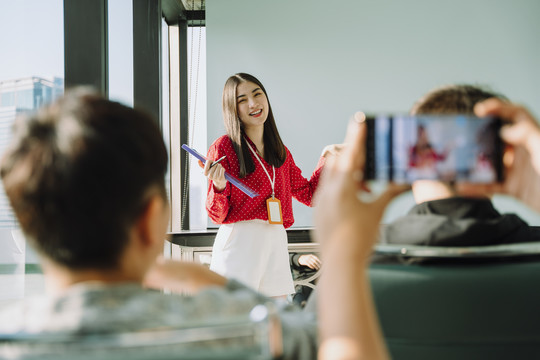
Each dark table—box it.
[166,227,318,262]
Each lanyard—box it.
[245,140,276,198]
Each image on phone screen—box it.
[365,114,503,183]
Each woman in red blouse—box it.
[203,73,339,297]
[408,124,449,180]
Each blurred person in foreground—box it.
[0,88,317,359]
[314,98,540,359]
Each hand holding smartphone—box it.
[364,114,503,184]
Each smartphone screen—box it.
[365,114,503,183]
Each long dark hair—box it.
[222,73,286,178]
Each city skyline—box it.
[0,75,65,228]
[0,0,133,106]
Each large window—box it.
[108,0,134,107]
[165,19,207,232]
[186,26,207,230]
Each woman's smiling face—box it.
[236,81,269,130]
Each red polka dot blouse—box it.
[206,135,325,228]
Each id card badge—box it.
[266,197,283,225]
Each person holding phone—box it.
[317,100,540,360]
[203,73,341,297]
[372,84,540,264]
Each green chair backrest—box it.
[370,260,540,360]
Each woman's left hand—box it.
[321,144,346,158]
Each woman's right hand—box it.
[203,159,227,191]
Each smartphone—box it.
[364,114,503,183]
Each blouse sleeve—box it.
[288,150,326,207]
[205,144,232,224]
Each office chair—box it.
[370,242,540,360]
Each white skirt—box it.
[210,220,294,297]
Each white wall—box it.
[206,0,540,226]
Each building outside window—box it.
[0,0,64,305]
[0,77,64,229]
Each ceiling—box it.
[163,0,205,25]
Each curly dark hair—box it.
[410,84,507,182]
[411,84,507,115]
